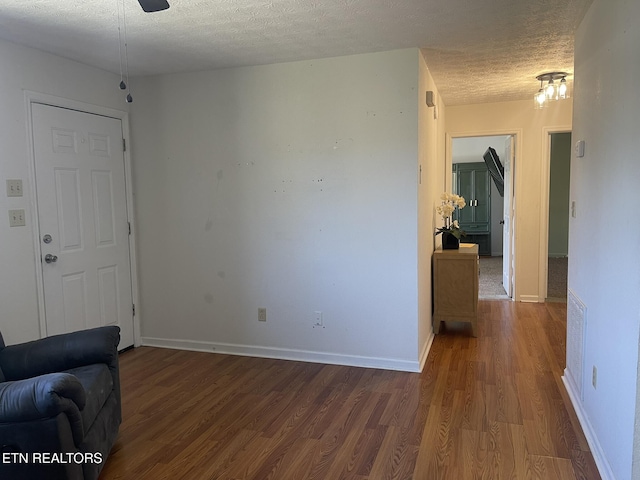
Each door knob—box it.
[44,254,58,264]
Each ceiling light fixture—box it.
[534,72,570,109]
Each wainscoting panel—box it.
[566,288,586,400]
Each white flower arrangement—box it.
[435,192,466,239]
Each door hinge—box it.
[128,222,131,235]
[123,138,126,151]
[132,304,136,316]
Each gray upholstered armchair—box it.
[0,326,121,480]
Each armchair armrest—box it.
[0,373,86,422]
[0,373,86,446]
[0,326,120,381]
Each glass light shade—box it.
[558,77,569,99]
[534,88,547,109]
[545,80,558,101]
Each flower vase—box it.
[442,231,460,250]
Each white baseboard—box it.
[519,294,540,303]
[562,370,615,480]
[418,331,435,372]
[141,336,424,372]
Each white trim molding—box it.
[539,126,571,302]
[23,90,141,347]
[518,295,540,303]
[418,331,435,372]
[562,370,615,480]
[446,129,523,302]
[141,336,425,373]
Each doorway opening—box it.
[450,134,516,300]
[545,132,571,302]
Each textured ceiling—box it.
[0,0,593,105]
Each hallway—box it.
[478,256,568,301]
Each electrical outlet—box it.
[258,307,267,322]
[592,365,597,388]
[6,179,23,197]
[8,209,26,227]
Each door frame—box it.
[539,125,572,300]
[24,90,141,346]
[446,129,522,300]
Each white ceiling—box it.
[0,0,593,105]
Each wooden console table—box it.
[433,243,479,337]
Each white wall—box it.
[417,51,445,368]
[131,49,425,370]
[0,39,127,345]
[446,100,572,302]
[566,0,640,479]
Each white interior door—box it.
[32,103,134,348]
[502,136,515,298]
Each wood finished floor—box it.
[99,300,600,480]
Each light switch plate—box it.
[6,179,23,197]
[9,209,26,227]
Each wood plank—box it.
[99,300,601,480]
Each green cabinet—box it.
[453,162,491,255]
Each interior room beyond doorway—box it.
[546,131,571,302]
[451,135,512,299]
